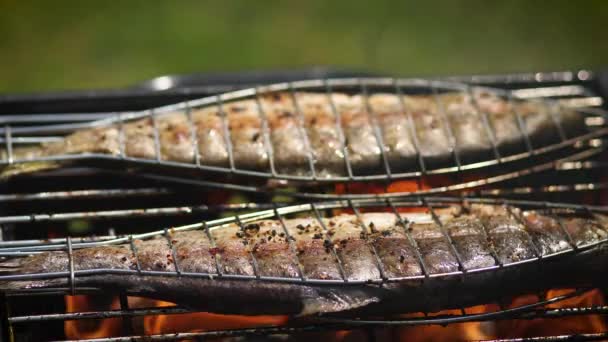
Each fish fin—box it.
[0,161,61,179]
[299,288,382,316]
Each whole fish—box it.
[1,204,606,316]
[1,90,585,178]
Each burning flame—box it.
[143,300,288,335]
[65,289,606,340]
[493,289,607,338]
[65,295,123,339]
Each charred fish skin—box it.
[2,90,587,178]
[2,205,607,316]
[444,217,496,270]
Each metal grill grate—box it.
[1,197,606,285]
[1,69,607,341]
[0,78,606,190]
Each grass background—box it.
[1,0,607,93]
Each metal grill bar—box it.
[461,201,503,267]
[0,136,62,144]
[423,199,467,273]
[253,88,277,176]
[0,113,113,124]
[202,221,223,277]
[128,236,142,273]
[66,236,75,295]
[163,229,181,275]
[0,202,288,231]
[217,95,236,171]
[234,216,262,279]
[272,204,306,281]
[149,109,161,163]
[115,112,125,160]
[117,293,133,336]
[546,208,578,251]
[506,205,544,259]
[469,86,502,161]
[432,85,462,170]
[184,100,201,166]
[0,207,199,225]
[287,83,317,178]
[393,78,426,174]
[360,79,393,179]
[349,201,388,280]
[4,125,13,164]
[509,92,535,154]
[325,79,354,179]
[548,102,568,141]
[472,182,608,197]
[310,202,349,282]
[50,330,608,342]
[386,198,430,278]
[9,305,192,323]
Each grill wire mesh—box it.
[0,69,607,341]
[0,77,606,198]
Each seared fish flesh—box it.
[1,204,606,316]
[2,90,585,178]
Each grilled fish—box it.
[1,90,585,178]
[1,204,607,316]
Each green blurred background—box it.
[1,0,607,93]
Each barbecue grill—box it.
[0,68,607,341]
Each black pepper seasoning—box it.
[369,222,379,234]
[323,239,333,251]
